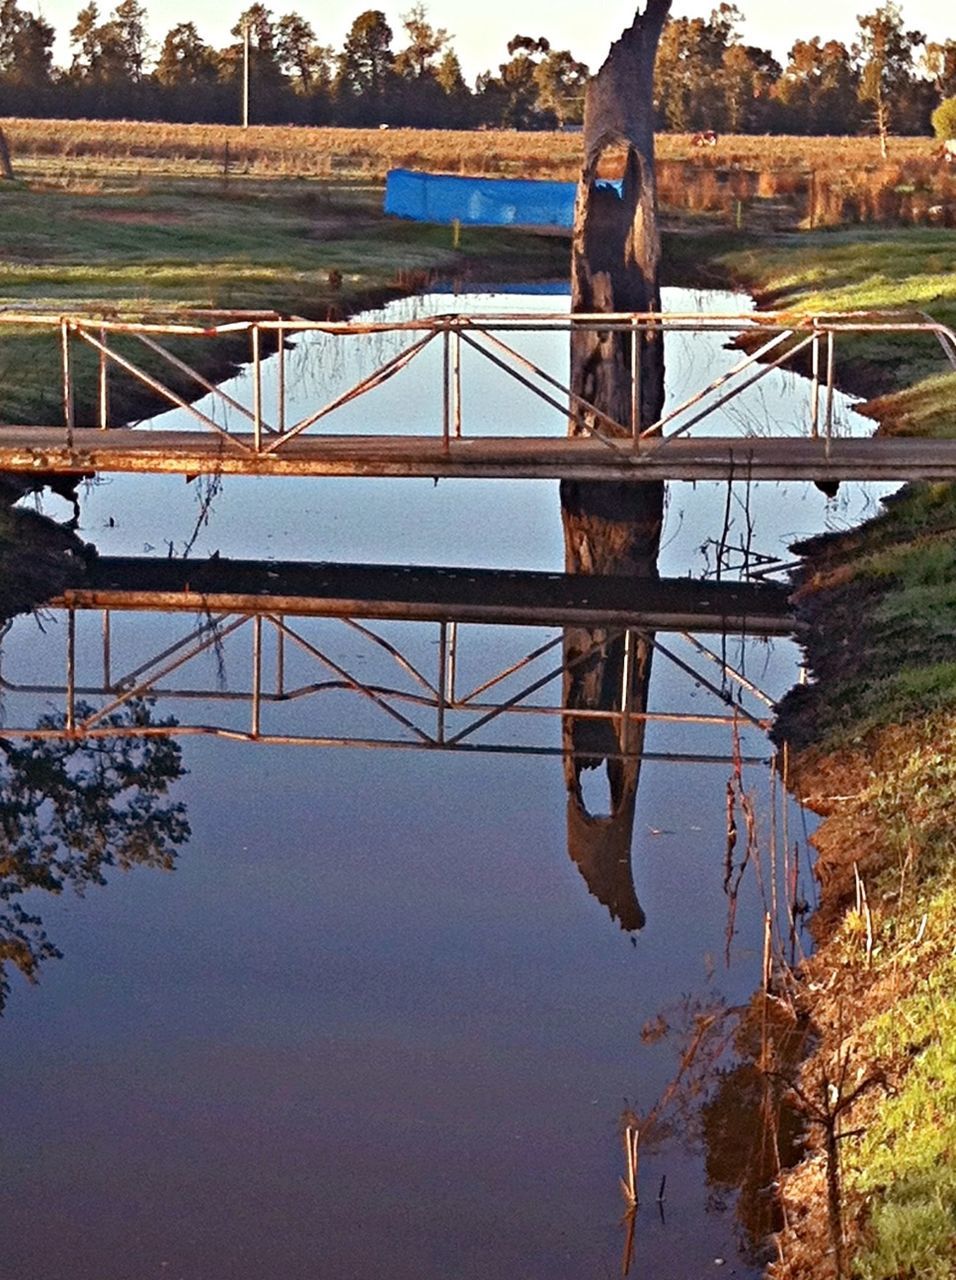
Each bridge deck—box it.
[3,427,956,482]
[53,558,795,635]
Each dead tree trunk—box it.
[0,127,15,181]
[562,0,671,571]
[561,4,672,927]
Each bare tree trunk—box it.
[562,0,671,578]
[0,128,15,181]
[561,3,672,929]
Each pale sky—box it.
[32,0,953,79]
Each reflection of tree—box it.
[0,699,190,1009]
[700,995,808,1263]
[562,626,654,931]
[618,992,808,1267]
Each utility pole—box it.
[242,21,251,128]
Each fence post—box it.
[0,126,14,180]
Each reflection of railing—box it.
[0,605,775,761]
[3,308,955,458]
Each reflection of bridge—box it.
[2,309,955,483]
[0,559,782,760]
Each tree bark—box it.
[0,128,15,181]
[561,3,671,930]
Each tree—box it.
[0,701,190,1010]
[478,34,554,128]
[276,12,331,94]
[932,96,956,141]
[335,8,395,121]
[923,40,956,102]
[69,1,101,77]
[719,43,780,133]
[0,0,55,88]
[654,5,742,131]
[105,0,148,81]
[855,3,925,155]
[773,38,859,135]
[534,48,590,126]
[395,3,449,79]
[154,22,218,88]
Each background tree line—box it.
[0,0,953,136]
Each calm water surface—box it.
[0,288,889,1279]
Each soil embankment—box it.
[715,228,956,1279]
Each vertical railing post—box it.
[810,326,821,439]
[446,620,458,707]
[251,613,262,737]
[98,327,109,429]
[252,323,263,451]
[276,321,286,436]
[276,618,285,698]
[102,609,112,689]
[453,319,462,438]
[630,316,642,445]
[437,621,447,743]
[66,607,76,732]
[442,321,451,451]
[620,628,636,755]
[825,328,835,459]
[61,319,75,447]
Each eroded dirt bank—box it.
[709,225,956,1279]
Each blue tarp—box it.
[384,168,578,228]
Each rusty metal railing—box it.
[2,307,954,458]
[0,605,775,760]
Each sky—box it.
[31,0,952,77]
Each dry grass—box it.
[2,119,954,228]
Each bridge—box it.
[0,558,785,759]
[1,308,954,484]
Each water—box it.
[0,287,890,1279]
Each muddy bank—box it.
[763,498,956,1279]
[0,498,93,621]
[697,222,956,1278]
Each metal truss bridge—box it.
[1,308,954,484]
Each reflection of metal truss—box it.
[0,607,776,763]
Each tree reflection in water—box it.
[621,990,809,1270]
[0,699,190,1009]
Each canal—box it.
[0,286,892,1279]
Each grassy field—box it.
[0,171,568,428]
[717,227,956,400]
[2,118,954,230]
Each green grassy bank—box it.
[713,228,956,1279]
[0,172,567,427]
[0,170,567,607]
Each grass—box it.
[0,172,568,427]
[3,119,954,235]
[718,228,956,402]
[744,221,956,1278]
